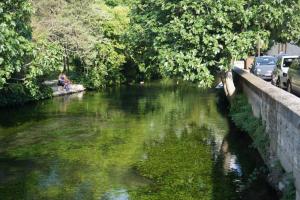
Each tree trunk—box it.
[285,43,288,54]
[66,56,70,73]
[257,39,261,57]
[221,70,236,101]
[63,55,67,72]
[63,45,68,73]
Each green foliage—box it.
[0,83,52,107]
[32,0,130,89]
[0,83,32,106]
[84,42,126,88]
[230,94,269,156]
[0,38,61,106]
[265,2,300,44]
[3,0,300,106]
[1,0,133,106]
[104,0,134,7]
[0,1,60,106]
[0,0,32,88]
[25,40,63,97]
[104,0,122,7]
[127,0,300,88]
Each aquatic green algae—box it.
[130,125,214,200]
[0,83,277,200]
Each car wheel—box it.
[287,81,292,93]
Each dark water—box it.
[0,82,278,200]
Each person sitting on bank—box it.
[58,72,71,91]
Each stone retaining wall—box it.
[233,67,300,200]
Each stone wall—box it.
[233,67,300,200]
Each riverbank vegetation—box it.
[229,94,296,200]
[1,0,300,106]
[0,0,133,106]
[127,0,300,97]
[229,95,269,157]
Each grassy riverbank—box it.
[229,95,269,157]
[229,94,296,200]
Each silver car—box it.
[250,56,277,81]
[287,59,300,95]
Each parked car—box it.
[271,55,300,89]
[286,59,300,95]
[250,56,277,81]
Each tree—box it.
[24,40,63,97]
[0,0,64,104]
[31,0,129,88]
[0,0,32,88]
[0,0,132,106]
[127,0,300,97]
[265,1,300,44]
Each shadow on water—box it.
[0,82,182,127]
[0,92,86,127]
[211,91,278,200]
[215,89,230,116]
[0,156,37,199]
[102,82,204,115]
[211,122,278,200]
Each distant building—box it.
[267,43,300,56]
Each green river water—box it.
[0,83,278,200]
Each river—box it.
[0,82,278,200]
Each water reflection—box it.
[101,189,129,200]
[0,82,277,199]
[56,92,85,112]
[222,140,243,176]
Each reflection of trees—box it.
[0,105,152,199]
[211,135,243,200]
[0,92,85,127]
[146,89,229,152]
[0,82,230,199]
[211,126,278,200]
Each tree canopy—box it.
[0,0,132,106]
[0,0,32,88]
[1,0,300,106]
[32,0,130,88]
[0,1,64,100]
[127,0,300,88]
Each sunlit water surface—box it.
[0,83,278,200]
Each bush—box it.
[104,0,120,7]
[0,83,52,107]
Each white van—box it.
[271,55,300,89]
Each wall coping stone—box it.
[233,67,300,120]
